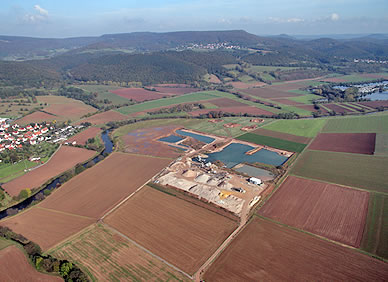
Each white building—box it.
[249,177,262,185]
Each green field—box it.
[291,150,388,193]
[237,133,306,153]
[288,94,323,104]
[323,114,388,133]
[0,161,38,182]
[77,85,130,106]
[246,65,298,72]
[361,193,388,259]
[116,91,221,115]
[374,133,388,155]
[187,117,272,138]
[50,224,189,282]
[0,238,13,250]
[262,119,327,137]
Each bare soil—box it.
[67,127,102,145]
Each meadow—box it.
[262,119,327,137]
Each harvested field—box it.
[253,128,311,144]
[374,133,388,155]
[122,125,183,158]
[66,127,102,145]
[77,110,127,125]
[270,98,304,106]
[190,106,274,116]
[292,150,388,193]
[323,114,388,133]
[309,133,376,154]
[0,245,62,281]
[262,119,327,137]
[44,103,96,120]
[152,86,199,95]
[241,87,302,99]
[361,193,388,259]
[228,81,266,89]
[104,186,238,275]
[296,104,324,113]
[15,111,57,125]
[359,100,388,109]
[2,146,96,197]
[50,224,190,281]
[0,207,94,251]
[204,217,388,282]
[208,98,247,107]
[259,176,369,247]
[342,103,367,112]
[40,152,171,219]
[360,73,388,79]
[237,133,306,153]
[324,103,355,114]
[110,88,167,102]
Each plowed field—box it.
[77,110,127,125]
[16,111,57,125]
[40,152,171,218]
[325,103,355,114]
[2,146,96,196]
[241,88,301,98]
[152,86,199,95]
[110,88,167,102]
[259,176,369,247]
[44,103,96,120]
[67,127,102,145]
[208,98,247,107]
[190,106,274,116]
[0,207,94,251]
[104,186,238,275]
[309,133,376,154]
[0,245,62,281]
[204,217,388,281]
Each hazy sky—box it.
[1,0,388,38]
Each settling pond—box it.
[206,143,288,168]
[176,129,215,144]
[0,130,113,220]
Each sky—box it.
[1,0,388,38]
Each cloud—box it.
[268,17,304,23]
[23,4,49,23]
[331,13,340,21]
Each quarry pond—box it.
[206,143,288,168]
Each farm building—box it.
[249,177,262,185]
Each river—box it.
[0,130,113,220]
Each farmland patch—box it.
[259,176,369,247]
[241,87,302,99]
[374,133,388,155]
[237,133,306,153]
[252,128,311,144]
[323,114,388,133]
[262,119,327,137]
[66,127,102,145]
[110,88,169,102]
[203,217,388,281]
[77,110,127,125]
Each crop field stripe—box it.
[120,151,175,161]
[35,206,96,220]
[237,132,306,153]
[102,222,193,280]
[322,114,388,133]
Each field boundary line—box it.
[28,144,62,172]
[35,206,96,220]
[101,221,193,280]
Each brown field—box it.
[104,186,238,275]
[359,100,388,109]
[325,103,355,113]
[40,152,171,218]
[360,73,388,79]
[241,87,302,99]
[296,104,322,113]
[2,146,96,196]
[253,128,311,144]
[209,74,222,84]
[259,176,369,247]
[321,77,347,83]
[190,106,274,116]
[152,86,199,95]
[44,103,96,120]
[0,207,94,251]
[309,133,376,154]
[269,82,305,91]
[66,127,102,145]
[51,224,190,282]
[122,125,183,158]
[270,98,304,106]
[208,98,248,107]
[0,245,62,281]
[110,88,167,102]
[15,111,57,125]
[342,103,366,112]
[204,217,388,281]
[228,81,266,89]
[77,110,127,125]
